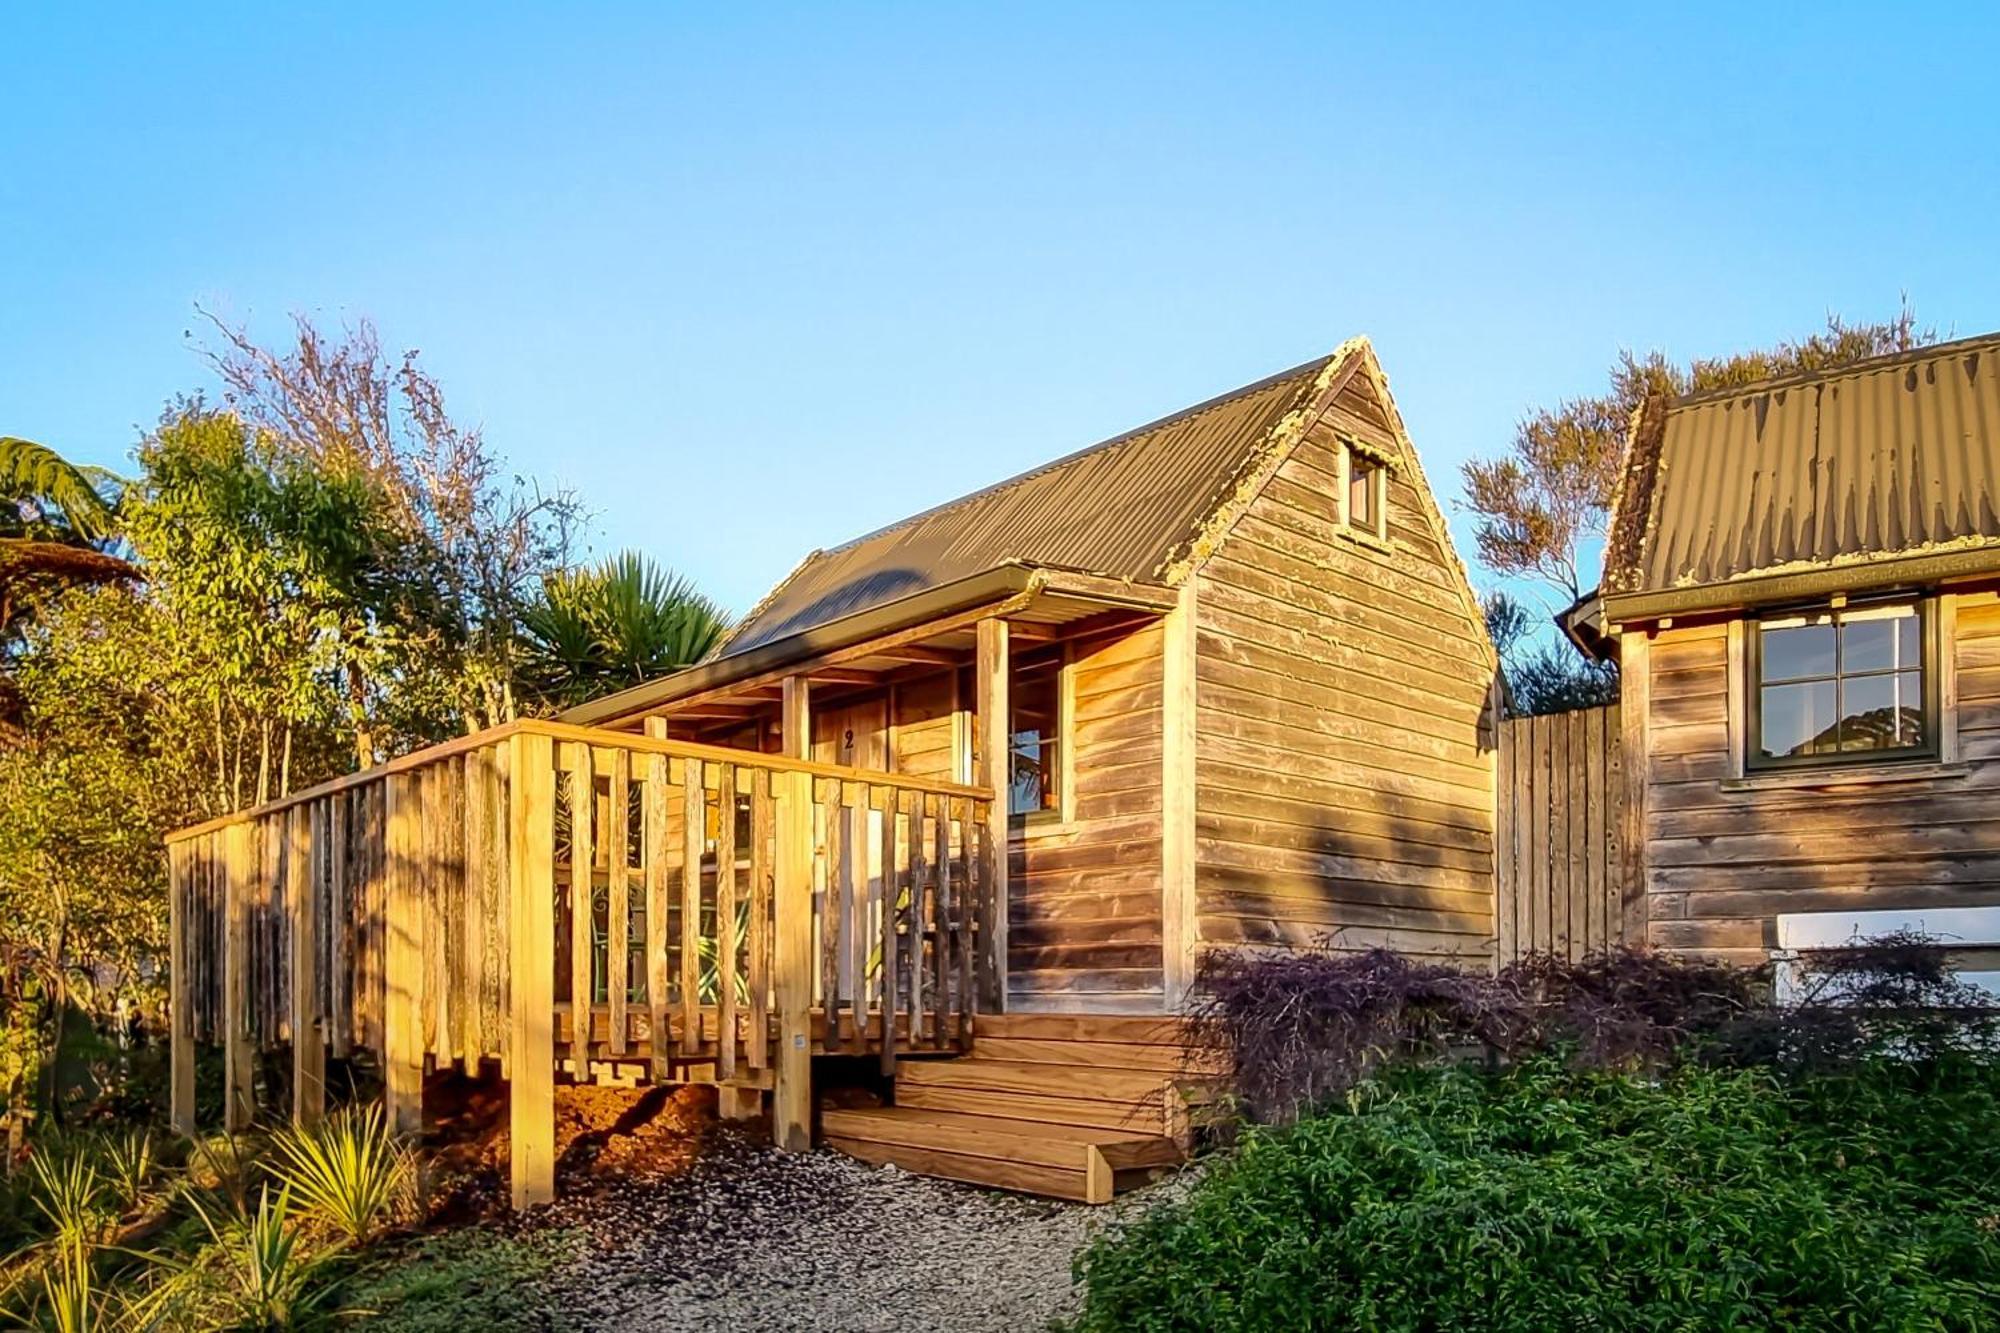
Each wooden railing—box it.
[165,719,996,1205]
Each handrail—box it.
[165,717,995,844]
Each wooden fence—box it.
[1493,704,1635,965]
[165,719,996,1207]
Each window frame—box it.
[1335,434,1390,544]
[1744,594,1939,772]
[1005,641,1074,827]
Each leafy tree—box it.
[201,311,583,757]
[519,551,730,708]
[123,404,361,807]
[1464,305,1940,714]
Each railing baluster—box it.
[418,763,440,1059]
[905,790,925,1048]
[607,749,631,1058]
[957,798,976,1049]
[441,757,467,1070]
[929,792,948,1048]
[878,785,898,1075]
[748,768,773,1071]
[492,746,513,1078]
[564,743,595,1065]
[846,784,869,1054]
[817,777,841,1046]
[679,757,703,1059]
[292,803,321,1128]
[714,763,738,1083]
[645,748,669,1079]
[384,771,422,1135]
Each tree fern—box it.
[0,438,118,542]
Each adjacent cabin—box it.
[1584,333,2000,967]
[165,335,1498,1205]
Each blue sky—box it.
[5,4,1998,620]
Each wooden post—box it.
[1618,629,1652,947]
[168,840,196,1137]
[771,768,814,1151]
[1160,582,1198,1010]
[383,773,423,1136]
[508,732,558,1208]
[781,675,810,761]
[289,805,324,1130]
[223,821,255,1132]
[974,617,1009,1013]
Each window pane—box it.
[1761,680,1837,759]
[1348,461,1375,529]
[1009,654,1061,816]
[1841,609,1919,674]
[1760,621,1835,682]
[1838,672,1925,752]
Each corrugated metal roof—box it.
[720,353,1340,653]
[1608,333,2000,602]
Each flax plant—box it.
[268,1107,408,1248]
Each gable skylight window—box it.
[1750,598,1932,768]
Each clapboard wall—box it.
[1634,595,2000,966]
[1192,372,1499,967]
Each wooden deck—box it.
[165,718,999,1207]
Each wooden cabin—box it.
[165,336,1499,1204]
[1585,333,2000,968]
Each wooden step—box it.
[973,1013,1186,1044]
[823,1105,1181,1203]
[896,1064,1176,1136]
[899,1056,1170,1105]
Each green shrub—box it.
[1068,1058,2000,1331]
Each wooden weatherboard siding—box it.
[1011,619,1168,1012]
[1191,375,1498,966]
[1637,595,2000,965]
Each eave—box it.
[1600,544,2000,628]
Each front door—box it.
[811,694,888,1004]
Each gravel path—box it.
[516,1132,1187,1331]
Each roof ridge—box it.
[813,352,1339,558]
[1669,329,2000,411]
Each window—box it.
[1337,436,1388,541]
[1008,647,1065,817]
[1750,598,1932,768]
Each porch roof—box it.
[560,562,1175,727]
